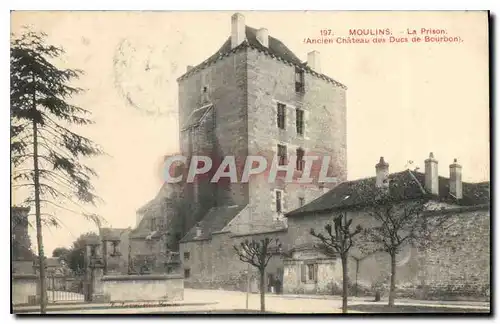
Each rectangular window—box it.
[307,263,317,282]
[277,144,287,165]
[275,190,282,213]
[299,197,305,207]
[295,67,305,93]
[183,252,190,261]
[296,109,304,136]
[150,217,156,231]
[158,217,166,230]
[296,148,305,171]
[277,103,286,129]
[184,268,191,278]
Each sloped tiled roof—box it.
[181,104,213,130]
[177,26,346,89]
[286,170,490,218]
[180,205,244,243]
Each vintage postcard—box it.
[10,11,490,315]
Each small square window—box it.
[202,86,208,93]
[299,197,305,207]
[184,268,191,278]
[183,252,190,261]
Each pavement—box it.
[13,288,491,314]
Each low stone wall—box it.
[12,274,38,305]
[101,274,184,302]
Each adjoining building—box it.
[284,154,490,299]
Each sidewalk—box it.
[13,300,219,314]
[270,292,490,308]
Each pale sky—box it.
[11,11,489,254]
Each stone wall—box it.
[418,208,490,299]
[180,230,287,291]
[12,274,38,305]
[101,274,184,302]
[285,205,490,300]
[178,49,249,210]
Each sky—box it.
[10,11,489,254]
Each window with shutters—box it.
[275,190,282,213]
[277,103,286,129]
[296,109,304,136]
[301,262,318,283]
[277,144,287,166]
[307,264,316,281]
[296,148,305,171]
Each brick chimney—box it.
[375,157,389,188]
[307,50,321,73]
[424,152,439,195]
[231,13,246,49]
[256,28,269,47]
[449,158,463,199]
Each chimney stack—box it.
[375,157,389,188]
[424,152,439,195]
[256,28,269,47]
[186,65,194,72]
[449,158,463,199]
[231,13,246,49]
[307,50,321,73]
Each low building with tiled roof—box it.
[283,154,490,300]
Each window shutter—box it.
[314,264,318,283]
[300,264,306,283]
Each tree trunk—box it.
[341,255,348,313]
[389,252,396,307]
[259,269,265,312]
[33,107,47,314]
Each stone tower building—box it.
[176,13,347,239]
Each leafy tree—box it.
[233,237,281,312]
[52,247,71,261]
[67,232,99,275]
[310,212,362,313]
[11,29,104,313]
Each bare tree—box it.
[357,169,445,307]
[310,212,362,313]
[233,237,281,312]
